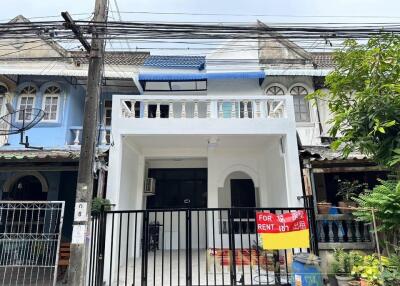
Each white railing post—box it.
[255,100,261,118]
[73,129,80,145]
[218,101,223,118]
[194,101,199,118]
[130,100,136,117]
[181,101,186,118]
[231,101,236,118]
[206,100,211,118]
[143,102,148,118]
[243,101,249,118]
[156,103,161,118]
[169,102,174,118]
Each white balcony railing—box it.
[69,126,111,146]
[119,95,294,120]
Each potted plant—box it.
[351,254,388,286]
[317,200,332,214]
[336,180,367,213]
[332,249,362,286]
[91,197,111,216]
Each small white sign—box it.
[71,225,86,244]
[74,202,88,222]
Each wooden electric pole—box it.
[66,0,108,285]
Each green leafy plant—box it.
[91,197,111,215]
[352,179,400,254]
[332,249,363,277]
[352,254,388,286]
[336,179,368,202]
[381,247,400,286]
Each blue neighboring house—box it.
[0,15,150,241]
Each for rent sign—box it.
[256,210,310,250]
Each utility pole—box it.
[65,0,108,285]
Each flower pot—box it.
[317,202,332,214]
[335,275,354,286]
[338,201,357,213]
[348,281,361,286]
[360,279,368,286]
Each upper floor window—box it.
[42,86,60,121]
[290,85,310,122]
[265,85,285,95]
[18,85,36,121]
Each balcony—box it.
[120,95,293,120]
[316,214,375,250]
[114,95,296,136]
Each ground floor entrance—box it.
[88,207,318,286]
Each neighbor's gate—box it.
[0,201,65,286]
[88,207,317,286]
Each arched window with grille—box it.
[265,85,285,96]
[42,86,61,121]
[290,85,310,122]
[17,85,36,121]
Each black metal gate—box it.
[88,207,317,286]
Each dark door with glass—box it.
[146,168,207,209]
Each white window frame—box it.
[290,85,311,122]
[17,95,36,122]
[42,87,61,122]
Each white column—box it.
[283,131,303,207]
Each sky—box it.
[2,0,400,55]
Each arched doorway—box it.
[220,171,257,233]
[3,174,47,200]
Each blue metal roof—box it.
[139,71,265,81]
[143,56,206,70]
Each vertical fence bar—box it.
[185,209,192,286]
[141,211,149,286]
[227,209,237,286]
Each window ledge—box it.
[296,122,315,127]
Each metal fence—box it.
[0,201,65,286]
[88,207,317,286]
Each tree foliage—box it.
[310,34,400,168]
[352,179,400,254]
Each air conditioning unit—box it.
[144,178,156,196]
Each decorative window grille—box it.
[18,85,36,121]
[290,85,310,122]
[265,85,285,95]
[43,86,60,121]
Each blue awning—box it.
[207,71,265,79]
[139,71,265,81]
